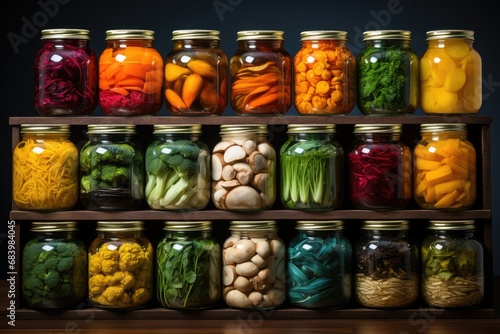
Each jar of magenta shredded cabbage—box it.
[347,124,412,210]
[99,29,164,116]
[34,29,98,116]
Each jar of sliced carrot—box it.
[98,29,163,116]
[294,30,355,115]
[230,30,292,115]
[164,29,228,116]
[414,123,476,210]
[420,30,482,115]
[13,125,79,210]
[34,29,98,116]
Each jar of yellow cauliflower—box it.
[88,221,153,309]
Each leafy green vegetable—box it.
[357,46,410,113]
[280,137,344,210]
[156,234,220,309]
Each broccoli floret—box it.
[90,144,135,165]
[100,164,129,186]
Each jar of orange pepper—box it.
[13,125,79,210]
[230,30,292,115]
[414,123,476,210]
[294,30,356,115]
[164,29,228,116]
[98,29,163,116]
[420,30,482,115]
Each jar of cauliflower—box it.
[88,221,153,309]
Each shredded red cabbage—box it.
[34,41,98,116]
[99,90,162,116]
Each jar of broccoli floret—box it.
[145,124,210,210]
[22,221,87,309]
[79,124,144,210]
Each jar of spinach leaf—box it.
[157,221,221,309]
[421,220,484,308]
[357,30,419,115]
[22,221,87,309]
[222,220,286,309]
[280,124,344,210]
[287,220,352,309]
[145,124,211,210]
[354,220,419,309]
[347,124,412,210]
[79,125,144,210]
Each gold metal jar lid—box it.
[420,123,467,133]
[426,29,474,41]
[96,221,145,232]
[105,29,155,40]
[31,221,78,232]
[363,30,411,41]
[428,220,476,230]
[153,124,202,135]
[300,30,348,41]
[41,28,90,40]
[87,124,137,134]
[163,221,212,231]
[296,220,344,230]
[20,124,71,134]
[172,29,221,40]
[230,220,277,231]
[353,124,402,134]
[287,124,336,134]
[236,30,284,41]
[219,124,268,136]
[361,220,410,230]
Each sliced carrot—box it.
[122,63,147,79]
[109,87,130,96]
[116,77,145,87]
[143,80,162,94]
[246,91,280,109]
[102,62,121,81]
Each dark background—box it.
[2,0,499,276]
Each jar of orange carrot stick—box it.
[230,30,292,116]
[98,29,164,116]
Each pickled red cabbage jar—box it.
[98,29,163,116]
[34,29,98,116]
[420,30,482,115]
[230,30,292,115]
[413,123,476,210]
[347,124,412,210]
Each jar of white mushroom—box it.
[222,220,286,309]
[211,125,276,211]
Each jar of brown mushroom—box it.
[222,220,286,309]
[211,125,276,210]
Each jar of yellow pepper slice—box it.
[13,124,79,210]
[413,123,476,210]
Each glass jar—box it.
[420,30,481,115]
[287,220,352,309]
[211,125,276,210]
[88,221,153,309]
[157,221,221,309]
[354,220,419,309]
[414,123,476,210]
[347,124,412,210]
[13,124,79,211]
[22,221,87,309]
[230,30,292,115]
[34,28,98,116]
[145,124,210,210]
[356,30,419,115]
[222,220,286,309]
[79,124,144,210]
[421,220,484,308]
[294,30,356,115]
[164,29,228,115]
[280,124,344,210]
[98,29,163,116]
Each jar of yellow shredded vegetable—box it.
[13,124,79,211]
[88,221,154,309]
[420,30,482,115]
[413,123,476,210]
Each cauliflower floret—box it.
[89,274,107,295]
[99,244,120,261]
[131,287,152,305]
[88,255,102,276]
[105,270,136,290]
[118,243,146,272]
[101,259,118,274]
